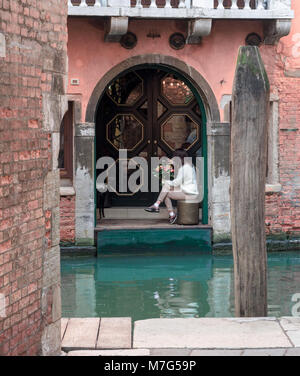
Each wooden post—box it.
[231,46,270,317]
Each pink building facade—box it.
[61,0,300,246]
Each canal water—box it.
[61,251,300,320]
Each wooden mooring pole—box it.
[231,46,270,317]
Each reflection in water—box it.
[61,252,300,321]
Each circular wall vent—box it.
[169,33,186,50]
[120,32,137,49]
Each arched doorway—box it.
[85,55,221,231]
[95,65,208,223]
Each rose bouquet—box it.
[153,160,174,187]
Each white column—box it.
[231,0,238,9]
[165,0,171,8]
[185,0,191,8]
[79,0,88,7]
[136,0,143,8]
[256,0,265,9]
[244,0,251,9]
[178,0,186,8]
[150,0,157,8]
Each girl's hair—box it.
[172,148,189,164]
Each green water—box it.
[61,252,300,320]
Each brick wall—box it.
[0,0,68,356]
[261,40,300,238]
[60,196,75,244]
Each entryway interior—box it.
[94,66,211,250]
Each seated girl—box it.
[145,149,199,224]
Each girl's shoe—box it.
[169,214,177,224]
[144,205,160,213]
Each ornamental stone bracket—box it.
[263,19,292,45]
[104,16,212,45]
[186,19,212,45]
[105,16,129,43]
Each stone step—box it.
[97,317,132,349]
[61,318,100,351]
[98,207,202,220]
[67,349,150,356]
[61,317,132,351]
[60,317,300,354]
[133,318,293,349]
[96,225,212,253]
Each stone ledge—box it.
[266,183,282,193]
[60,186,76,196]
[133,318,294,349]
[68,7,294,20]
[207,122,230,136]
[67,349,150,356]
[65,347,300,356]
[60,317,300,356]
[60,246,97,257]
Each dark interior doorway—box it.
[96,68,203,207]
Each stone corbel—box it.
[264,19,292,45]
[105,16,129,43]
[186,19,212,45]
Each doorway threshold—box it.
[98,207,202,221]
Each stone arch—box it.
[85,54,220,124]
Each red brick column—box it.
[261,43,300,238]
[60,196,76,244]
[0,1,68,355]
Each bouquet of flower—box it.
[153,160,175,187]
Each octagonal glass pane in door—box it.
[107,114,144,151]
[161,114,199,151]
[161,75,194,105]
[106,72,143,106]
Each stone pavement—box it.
[61,317,300,356]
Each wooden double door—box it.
[96,68,203,206]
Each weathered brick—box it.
[0,0,67,356]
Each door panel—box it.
[96,69,202,207]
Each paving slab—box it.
[191,349,243,356]
[150,349,192,356]
[67,349,150,356]
[285,330,300,347]
[242,349,287,356]
[280,317,300,331]
[62,318,100,350]
[97,317,132,349]
[285,348,300,356]
[133,318,292,349]
[61,318,69,340]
